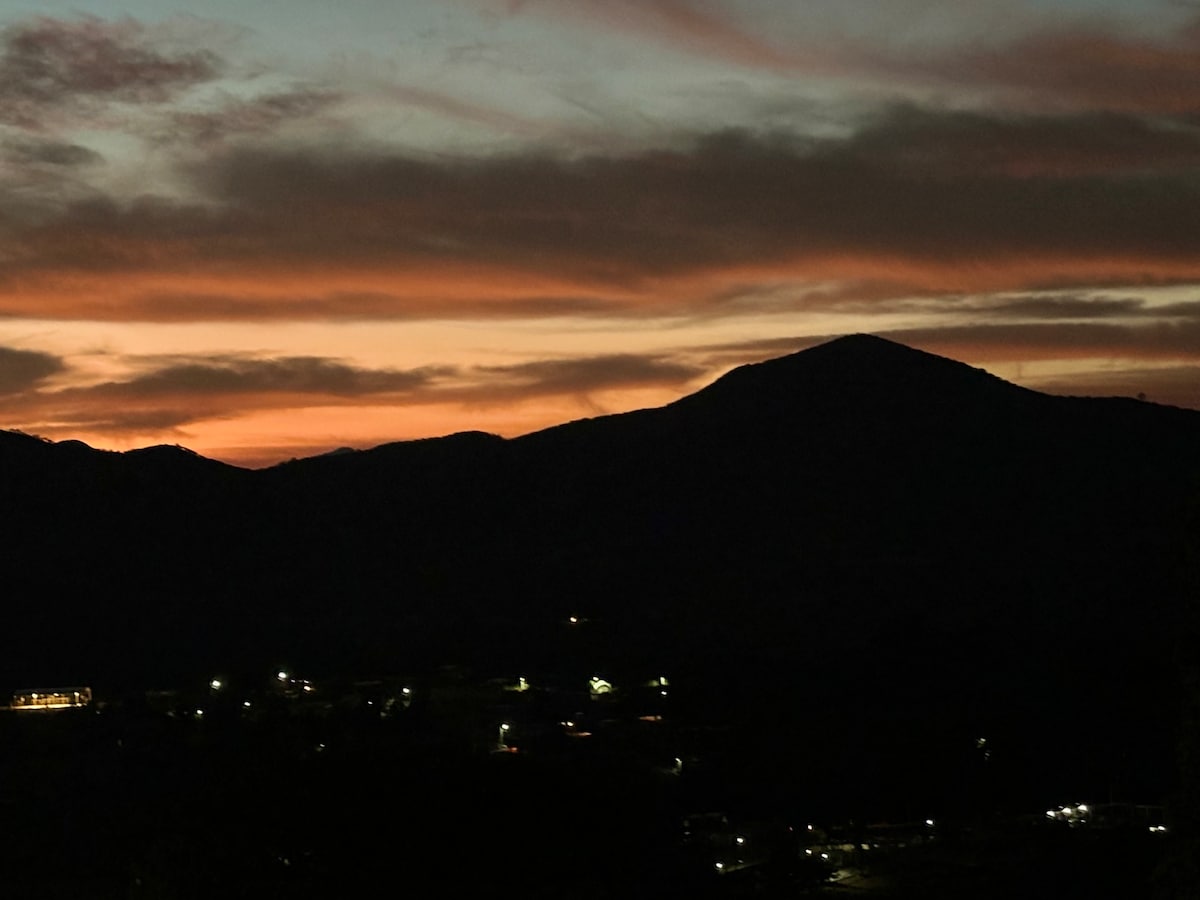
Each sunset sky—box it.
[2,0,1199,466]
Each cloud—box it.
[0,353,445,434]
[487,2,1200,114]
[5,110,1200,322]
[2,138,102,167]
[873,320,1200,362]
[466,353,705,402]
[0,349,704,438]
[110,355,443,398]
[837,106,1200,177]
[163,88,343,146]
[0,346,64,395]
[493,0,820,72]
[0,16,221,128]
[915,19,1200,114]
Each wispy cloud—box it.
[0,349,702,438]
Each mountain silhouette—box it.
[2,334,1197,810]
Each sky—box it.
[2,0,1199,467]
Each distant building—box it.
[11,687,92,711]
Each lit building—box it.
[11,687,93,711]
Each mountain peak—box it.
[675,333,1032,418]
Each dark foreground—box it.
[1,670,1191,900]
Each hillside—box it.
[2,334,1198,810]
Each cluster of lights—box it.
[1046,804,1089,826]
[1149,825,1168,834]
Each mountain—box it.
[2,334,1198,810]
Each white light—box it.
[243,700,251,708]
[807,824,814,832]
[195,708,204,718]
[569,616,579,624]
[659,676,669,686]
[277,671,288,682]
[209,679,223,691]
[1046,810,1057,818]
[735,835,745,845]
[805,849,813,856]
[401,687,412,696]
[303,684,314,693]
[1077,804,1088,813]
[820,853,829,860]
[1063,807,1074,815]
[925,819,934,827]
[500,722,511,732]
[714,862,724,871]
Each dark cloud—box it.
[0,16,220,127]
[0,346,64,394]
[2,138,102,166]
[105,355,445,398]
[6,114,1200,320]
[468,353,704,401]
[156,122,1200,274]
[837,106,1200,177]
